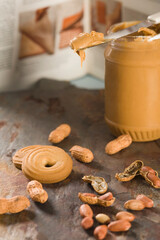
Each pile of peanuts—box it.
[79,193,154,239]
[79,204,133,239]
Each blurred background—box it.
[0,0,159,91]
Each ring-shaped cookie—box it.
[22,146,73,183]
[12,145,41,169]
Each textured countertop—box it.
[0,77,159,240]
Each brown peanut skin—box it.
[81,217,94,229]
[108,220,131,232]
[0,196,30,214]
[116,211,135,222]
[70,145,94,163]
[136,194,153,208]
[140,166,156,175]
[94,225,108,240]
[147,172,160,188]
[105,134,132,155]
[48,124,71,143]
[98,192,113,201]
[79,204,93,218]
[27,180,48,204]
[124,199,145,211]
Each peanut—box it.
[0,196,30,214]
[108,220,131,232]
[94,225,108,240]
[70,145,94,163]
[147,172,160,188]
[98,192,113,201]
[115,160,143,182]
[136,194,153,208]
[78,192,115,207]
[79,204,93,218]
[81,216,94,229]
[27,180,48,204]
[140,166,156,175]
[124,199,145,211]
[105,134,132,155]
[78,193,98,205]
[48,124,71,143]
[116,211,135,222]
[95,213,110,224]
[138,27,156,36]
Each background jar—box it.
[104,27,160,142]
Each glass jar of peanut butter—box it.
[104,22,160,142]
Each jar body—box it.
[105,38,160,142]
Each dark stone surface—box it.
[0,79,159,240]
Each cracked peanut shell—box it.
[140,166,160,188]
[78,192,115,207]
[82,175,108,194]
[115,160,144,182]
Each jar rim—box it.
[108,21,153,43]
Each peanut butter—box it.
[77,50,86,67]
[105,22,160,142]
[110,21,140,33]
[138,27,156,36]
[70,31,104,66]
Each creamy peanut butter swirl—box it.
[70,31,104,66]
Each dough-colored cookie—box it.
[12,145,41,169]
[22,146,73,184]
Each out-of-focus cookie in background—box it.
[58,1,83,49]
[19,7,56,59]
[91,0,122,35]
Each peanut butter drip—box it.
[77,50,86,67]
[70,31,104,66]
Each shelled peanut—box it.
[79,204,93,218]
[81,217,94,229]
[95,214,110,224]
[124,194,154,211]
[116,211,135,222]
[136,194,153,208]
[94,225,108,240]
[79,204,94,230]
[108,220,131,232]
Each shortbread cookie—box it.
[22,146,73,183]
[12,145,41,169]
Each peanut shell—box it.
[115,160,144,182]
[82,175,107,194]
[105,134,132,155]
[70,145,94,163]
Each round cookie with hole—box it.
[22,145,73,184]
